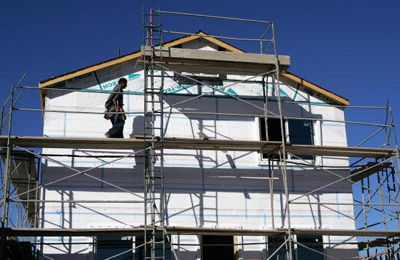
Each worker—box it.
[104,78,127,138]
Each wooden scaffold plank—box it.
[0,136,396,158]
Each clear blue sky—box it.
[0,0,399,236]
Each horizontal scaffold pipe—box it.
[14,107,393,128]
[18,85,390,109]
[2,226,399,237]
[11,199,144,204]
[19,85,141,95]
[161,30,273,42]
[154,10,272,24]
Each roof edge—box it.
[39,31,244,88]
[281,71,349,106]
[38,31,348,106]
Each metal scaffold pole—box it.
[143,8,167,260]
[386,102,400,258]
[270,22,294,260]
[0,86,15,259]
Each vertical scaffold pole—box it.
[0,86,15,259]
[270,22,293,259]
[387,102,400,256]
[143,8,150,258]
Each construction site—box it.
[0,9,399,260]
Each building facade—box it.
[38,33,357,259]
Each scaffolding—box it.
[0,9,399,260]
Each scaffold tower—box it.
[0,9,399,260]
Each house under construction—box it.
[0,10,399,260]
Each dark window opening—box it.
[96,236,133,260]
[259,118,284,159]
[202,235,234,260]
[268,235,289,260]
[173,73,226,89]
[296,235,324,260]
[135,234,171,260]
[288,120,314,160]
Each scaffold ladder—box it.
[143,9,167,260]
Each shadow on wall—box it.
[39,94,353,257]
[41,161,352,228]
[42,165,352,194]
[161,94,322,121]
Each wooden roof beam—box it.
[142,46,290,75]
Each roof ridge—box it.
[38,32,348,106]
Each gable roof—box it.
[39,31,349,106]
[281,71,349,106]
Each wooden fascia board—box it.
[39,33,244,89]
[39,34,204,89]
[164,32,244,53]
[38,32,348,106]
[281,72,349,106]
[163,34,201,48]
[39,52,142,88]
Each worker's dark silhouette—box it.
[104,78,127,138]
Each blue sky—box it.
[1,0,399,140]
[1,0,399,234]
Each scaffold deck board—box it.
[2,226,399,237]
[351,162,393,182]
[141,46,290,75]
[0,136,396,158]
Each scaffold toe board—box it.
[351,161,393,182]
